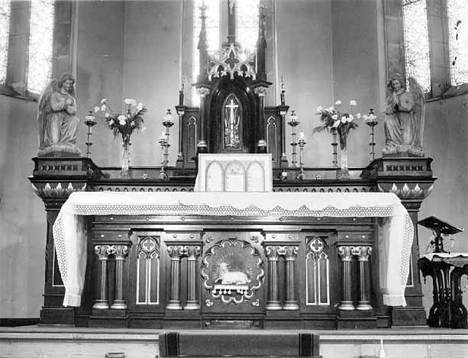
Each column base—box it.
[356,301,373,311]
[166,301,183,310]
[266,301,282,310]
[93,300,109,310]
[283,301,299,310]
[338,301,355,310]
[184,301,201,310]
[110,300,127,310]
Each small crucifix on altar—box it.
[224,97,240,148]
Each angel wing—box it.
[37,79,57,149]
[408,76,425,149]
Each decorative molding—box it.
[378,183,433,199]
[32,182,87,199]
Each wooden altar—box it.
[28,1,437,329]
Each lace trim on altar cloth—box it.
[53,192,413,308]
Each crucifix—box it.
[225,98,239,148]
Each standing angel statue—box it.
[382,73,425,156]
[37,73,81,156]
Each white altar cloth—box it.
[53,192,414,307]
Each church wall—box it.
[276,0,335,167]
[419,94,468,309]
[330,0,384,168]
[121,0,181,167]
[0,96,45,318]
[0,0,125,318]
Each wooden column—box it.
[338,246,355,310]
[352,246,373,311]
[110,244,130,310]
[93,245,113,309]
[254,86,268,145]
[166,245,185,310]
[184,245,201,310]
[282,246,299,310]
[265,246,282,310]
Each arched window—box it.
[0,0,73,98]
[189,0,261,105]
[399,0,468,97]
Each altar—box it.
[49,190,414,329]
[27,0,438,330]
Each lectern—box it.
[418,216,463,253]
[418,216,467,328]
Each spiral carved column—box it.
[184,245,201,310]
[93,245,114,309]
[166,245,185,310]
[265,246,282,310]
[352,246,373,311]
[338,246,355,310]
[110,244,130,310]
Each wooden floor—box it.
[0,325,467,358]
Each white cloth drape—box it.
[53,192,414,307]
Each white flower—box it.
[335,100,342,105]
[130,121,135,127]
[109,119,114,125]
[124,98,131,105]
[316,105,323,112]
[85,115,95,121]
[350,100,357,106]
[356,113,361,119]
[137,102,144,111]
[130,99,137,107]
[100,98,107,104]
[341,117,347,123]
[101,104,107,111]
[118,115,127,125]
[94,106,100,113]
[332,114,338,120]
[141,126,147,132]
[348,114,354,121]
[105,113,110,118]
[332,120,340,128]
[328,106,335,111]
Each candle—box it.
[299,130,305,140]
[160,131,166,141]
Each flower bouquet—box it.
[94,98,147,177]
[313,100,360,177]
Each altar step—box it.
[0,326,467,358]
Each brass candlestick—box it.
[158,109,174,180]
[288,110,299,167]
[297,131,306,180]
[84,111,97,158]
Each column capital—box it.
[94,245,114,260]
[110,244,130,260]
[352,246,372,261]
[338,246,354,261]
[167,245,186,259]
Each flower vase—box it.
[337,136,350,179]
[121,135,131,178]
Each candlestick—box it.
[288,110,299,167]
[280,76,286,105]
[84,111,97,158]
[297,135,306,180]
[159,109,174,180]
[364,109,378,162]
